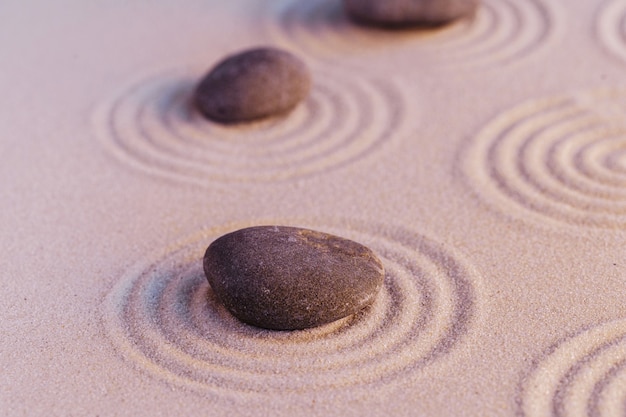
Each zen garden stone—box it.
[194,47,311,123]
[203,226,385,330]
[343,0,480,27]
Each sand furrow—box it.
[519,319,626,417]
[93,70,414,185]
[102,219,481,399]
[463,88,626,228]
[264,0,557,72]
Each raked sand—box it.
[2,0,626,416]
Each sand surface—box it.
[2,0,626,415]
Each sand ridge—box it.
[264,0,559,72]
[463,87,626,229]
[102,218,482,399]
[93,68,417,186]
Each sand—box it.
[2,0,626,415]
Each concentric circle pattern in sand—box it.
[266,0,554,71]
[464,88,626,228]
[102,220,479,397]
[597,0,626,64]
[94,71,412,185]
[520,319,626,417]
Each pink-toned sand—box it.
[2,0,626,415]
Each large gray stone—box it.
[343,0,480,27]
[194,47,311,123]
[203,226,385,330]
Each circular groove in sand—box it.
[266,0,554,71]
[597,0,626,64]
[94,71,412,185]
[463,88,626,228]
[102,220,480,396]
[520,318,626,417]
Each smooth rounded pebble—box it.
[194,47,311,123]
[203,226,385,330]
[343,0,480,27]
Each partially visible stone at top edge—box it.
[343,0,480,27]
[194,47,311,123]
[203,225,385,330]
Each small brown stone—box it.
[194,47,311,123]
[203,226,385,330]
[343,0,480,27]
